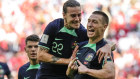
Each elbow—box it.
[103,62,115,79]
[108,74,115,79]
[104,70,115,79]
[105,73,115,79]
[110,70,115,79]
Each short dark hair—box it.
[92,11,109,25]
[25,34,40,45]
[63,0,80,13]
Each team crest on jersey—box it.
[85,53,94,62]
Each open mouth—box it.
[88,29,95,32]
[72,21,79,24]
[31,53,36,55]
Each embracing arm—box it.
[37,46,70,65]
[106,40,116,51]
[97,40,116,63]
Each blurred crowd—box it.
[0,0,140,79]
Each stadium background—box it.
[0,0,140,79]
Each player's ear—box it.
[103,24,108,30]
[63,12,66,19]
[105,24,108,28]
[24,47,26,52]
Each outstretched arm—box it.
[77,60,115,79]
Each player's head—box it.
[87,11,109,39]
[25,34,40,61]
[63,0,81,29]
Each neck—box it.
[30,60,39,65]
[64,21,73,30]
[64,26,74,30]
[89,36,103,44]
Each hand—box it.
[111,43,116,51]
[66,58,78,77]
[71,46,79,60]
[96,44,113,63]
[77,60,88,74]
[105,39,116,51]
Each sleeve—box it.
[39,20,58,50]
[3,63,10,77]
[78,41,88,49]
[18,67,23,79]
[76,24,88,43]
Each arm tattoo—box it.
[52,56,60,63]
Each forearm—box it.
[86,69,114,79]
[52,56,70,65]
[37,48,52,62]
[38,46,70,65]
[86,62,115,79]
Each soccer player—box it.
[18,34,40,79]
[66,11,115,79]
[36,0,114,79]
[0,62,13,79]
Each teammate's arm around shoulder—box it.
[37,46,70,65]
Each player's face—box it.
[63,6,81,29]
[87,14,107,39]
[25,41,39,60]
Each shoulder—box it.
[75,24,88,41]
[0,62,9,69]
[77,24,86,31]
[78,41,88,49]
[49,18,64,27]
[97,38,107,46]
[52,18,64,24]
[44,18,64,33]
[19,62,30,70]
[0,62,6,66]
